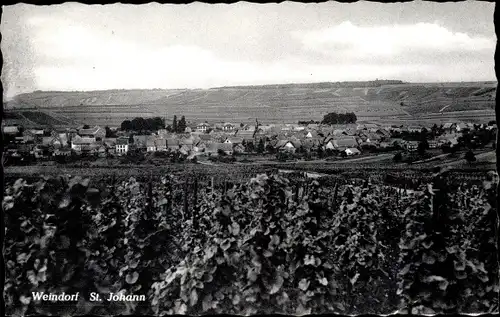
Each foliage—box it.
[3,172,498,315]
[257,139,265,154]
[120,117,165,132]
[178,116,187,134]
[397,170,498,314]
[393,152,403,162]
[321,112,357,125]
[465,150,477,164]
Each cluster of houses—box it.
[2,120,497,161]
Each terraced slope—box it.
[4,82,496,126]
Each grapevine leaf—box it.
[189,289,198,307]
[318,277,328,286]
[202,294,213,312]
[19,295,31,305]
[269,275,284,294]
[350,273,360,285]
[126,271,139,284]
[298,278,310,291]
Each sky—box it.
[1,1,496,99]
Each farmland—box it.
[3,170,498,315]
[4,81,496,127]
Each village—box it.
[2,116,497,168]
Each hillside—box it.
[4,82,496,127]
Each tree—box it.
[265,143,275,154]
[322,112,357,125]
[83,124,90,129]
[243,140,255,153]
[121,120,132,131]
[128,134,134,144]
[153,117,165,130]
[105,126,114,138]
[393,152,403,162]
[431,124,439,137]
[465,150,476,165]
[217,148,226,156]
[317,146,324,158]
[418,140,428,156]
[172,115,178,133]
[257,139,265,154]
[178,116,187,133]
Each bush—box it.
[393,152,403,162]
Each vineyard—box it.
[3,171,499,315]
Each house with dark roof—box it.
[78,126,106,139]
[218,143,234,155]
[357,123,379,132]
[198,134,213,142]
[236,129,255,140]
[133,135,149,150]
[365,133,382,144]
[166,138,180,151]
[275,140,299,153]
[205,143,219,155]
[154,138,167,151]
[301,138,320,151]
[343,128,357,136]
[179,137,195,150]
[71,135,96,152]
[330,136,359,150]
[103,138,117,148]
[376,128,391,139]
[324,139,336,151]
[224,137,243,145]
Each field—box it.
[3,171,498,315]
[4,82,496,127]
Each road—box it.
[198,160,219,167]
[332,153,394,164]
[438,150,496,167]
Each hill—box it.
[3,82,496,127]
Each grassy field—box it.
[4,82,496,127]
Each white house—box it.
[3,125,20,135]
[115,137,130,154]
[222,123,235,132]
[345,148,361,156]
[196,122,211,133]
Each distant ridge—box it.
[212,80,407,90]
